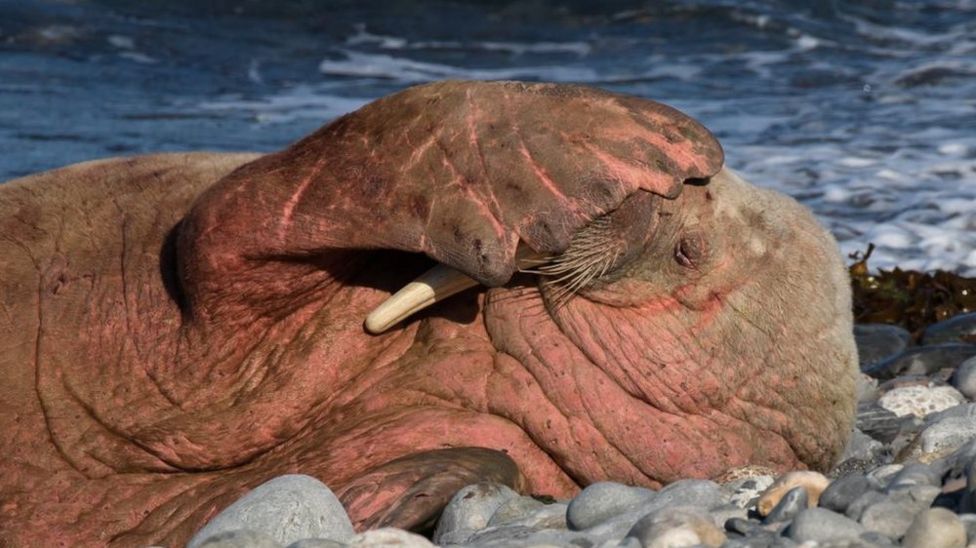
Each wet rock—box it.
[197,530,281,548]
[865,344,976,380]
[922,312,976,346]
[820,473,871,514]
[788,508,866,542]
[902,508,966,548]
[723,474,775,509]
[756,471,828,516]
[855,323,912,369]
[347,528,435,546]
[627,507,726,548]
[566,481,655,530]
[187,475,355,548]
[953,356,976,400]
[878,384,965,418]
[764,486,807,523]
[433,482,519,544]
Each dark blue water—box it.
[2,0,974,273]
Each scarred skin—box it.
[0,81,857,546]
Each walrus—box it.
[0,80,857,546]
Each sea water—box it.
[1,0,973,274]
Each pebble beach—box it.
[177,313,976,547]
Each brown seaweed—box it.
[849,244,976,340]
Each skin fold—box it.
[0,81,856,547]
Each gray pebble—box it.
[764,487,807,523]
[188,475,354,548]
[840,428,885,463]
[486,496,545,527]
[886,463,940,490]
[865,344,976,381]
[953,357,976,400]
[820,473,871,514]
[958,513,976,544]
[433,482,518,544]
[855,324,912,370]
[922,312,976,346]
[859,484,942,539]
[707,503,748,526]
[845,490,887,521]
[627,507,726,548]
[285,539,345,548]
[865,464,904,490]
[788,508,866,542]
[901,508,966,548]
[855,403,904,444]
[647,479,726,511]
[566,482,656,530]
[197,530,282,548]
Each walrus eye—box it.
[675,234,705,268]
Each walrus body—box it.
[0,81,857,546]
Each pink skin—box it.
[0,81,856,547]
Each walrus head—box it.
[172,79,855,530]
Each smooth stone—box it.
[902,508,966,548]
[566,481,656,530]
[860,530,899,546]
[953,357,976,400]
[855,324,912,369]
[764,486,807,523]
[901,417,976,463]
[878,384,966,418]
[788,508,866,542]
[486,496,545,527]
[845,490,887,521]
[645,479,727,512]
[197,530,282,548]
[886,463,940,490]
[865,344,976,380]
[502,501,569,529]
[724,475,775,510]
[627,507,726,548]
[708,503,748,527]
[820,473,871,513]
[433,482,519,543]
[463,527,598,548]
[756,471,828,516]
[187,475,355,548]
[859,485,942,539]
[346,528,435,547]
[922,312,976,346]
[840,428,885,462]
[286,539,345,548]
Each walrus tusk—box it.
[365,245,545,334]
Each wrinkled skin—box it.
[0,81,857,547]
